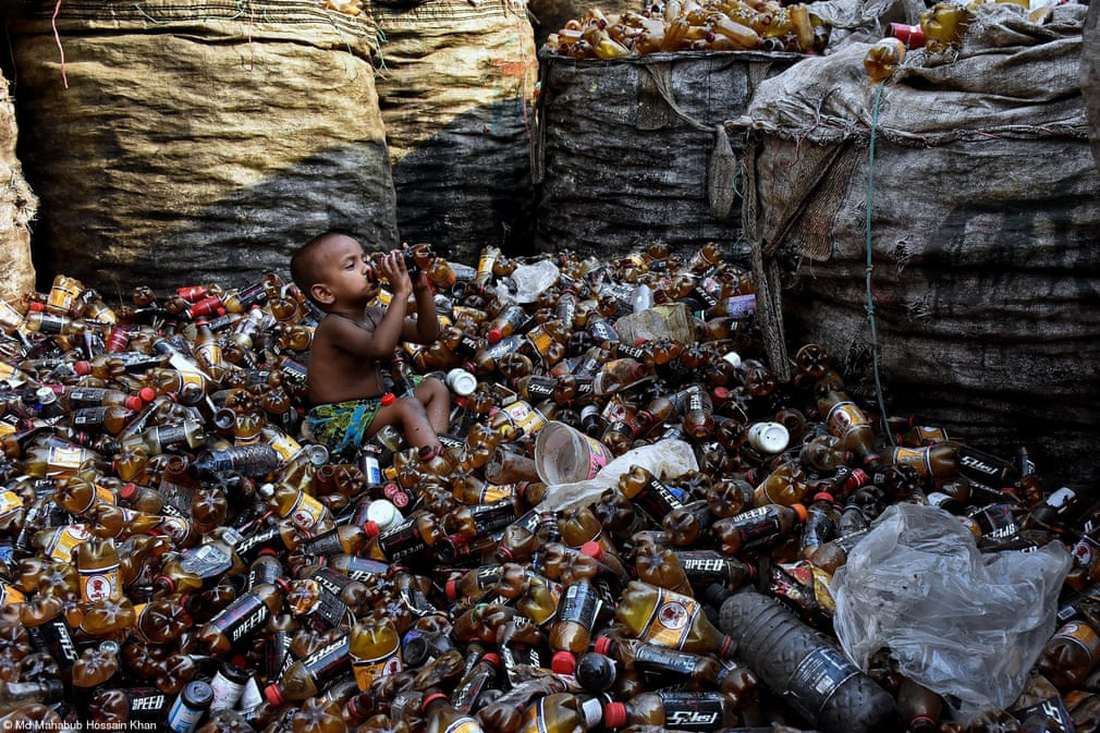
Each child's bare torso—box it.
[306,307,388,405]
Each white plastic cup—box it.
[445,368,478,397]
[534,421,613,485]
[747,421,790,454]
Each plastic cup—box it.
[534,421,613,485]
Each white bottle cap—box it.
[722,351,743,369]
[366,499,403,533]
[747,421,790,454]
[445,368,478,397]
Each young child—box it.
[291,231,450,461]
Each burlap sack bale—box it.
[372,0,538,262]
[8,0,397,292]
[534,51,801,262]
[0,73,37,302]
[741,3,1100,485]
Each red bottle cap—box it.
[263,684,285,707]
[380,393,397,407]
[495,546,514,563]
[603,702,627,729]
[363,520,380,539]
[481,653,501,667]
[28,302,43,312]
[887,22,926,49]
[580,541,604,563]
[593,637,613,656]
[139,387,156,403]
[712,386,730,404]
[813,492,835,504]
[551,651,577,675]
[843,468,869,493]
[445,579,459,601]
[124,395,144,411]
[258,548,279,558]
[487,328,504,344]
[118,483,137,501]
[74,361,92,376]
[791,503,808,522]
[421,692,449,712]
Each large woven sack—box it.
[1083,0,1100,168]
[9,0,397,292]
[372,0,538,262]
[742,3,1100,485]
[0,74,36,302]
[535,51,801,262]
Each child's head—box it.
[291,231,378,311]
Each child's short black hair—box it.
[291,230,361,307]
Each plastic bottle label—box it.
[209,671,245,711]
[80,562,121,603]
[558,583,600,628]
[26,614,78,667]
[301,634,352,679]
[209,594,270,643]
[676,552,736,586]
[442,717,483,733]
[267,431,303,462]
[0,490,23,521]
[1057,622,1100,662]
[723,294,756,318]
[633,644,703,676]
[826,401,870,437]
[286,490,326,531]
[46,445,89,476]
[48,281,80,313]
[783,647,861,721]
[637,588,701,650]
[45,524,90,561]
[0,581,25,605]
[890,446,933,476]
[352,646,402,690]
[181,543,233,577]
[517,696,548,733]
[657,692,726,729]
[166,696,205,733]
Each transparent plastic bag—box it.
[831,503,1070,723]
[508,260,560,304]
[535,439,699,514]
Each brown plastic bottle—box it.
[133,598,193,644]
[603,691,740,730]
[199,580,288,656]
[616,581,735,657]
[264,632,351,705]
[635,545,693,596]
[1037,620,1100,688]
[753,460,809,507]
[618,466,687,522]
[711,503,807,557]
[897,677,942,732]
[476,677,568,733]
[350,616,403,692]
[815,376,879,466]
[549,577,601,674]
[663,499,717,547]
[73,641,121,689]
[291,697,346,733]
[706,477,755,519]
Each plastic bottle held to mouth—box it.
[718,590,895,733]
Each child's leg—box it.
[366,397,440,453]
[414,376,451,435]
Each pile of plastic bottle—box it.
[0,241,1094,733]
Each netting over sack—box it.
[0,73,36,302]
[372,0,538,262]
[741,3,1100,485]
[8,0,397,292]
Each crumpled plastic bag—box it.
[509,260,560,304]
[536,439,698,514]
[831,503,1070,723]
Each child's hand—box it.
[379,250,412,296]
